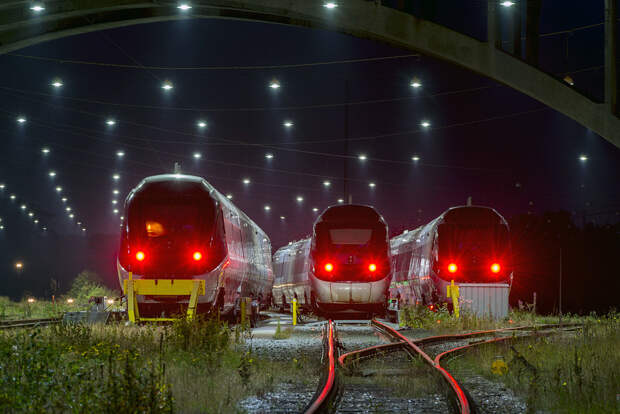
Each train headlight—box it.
[324,263,334,273]
[135,251,146,262]
[193,251,203,261]
[490,263,501,273]
[448,263,458,273]
[368,263,377,272]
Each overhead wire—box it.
[0,88,510,173]
[3,53,420,71]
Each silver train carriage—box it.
[273,204,392,316]
[390,205,513,311]
[117,174,273,317]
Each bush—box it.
[67,270,117,302]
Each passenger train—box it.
[117,174,273,318]
[273,204,392,317]
[390,205,512,309]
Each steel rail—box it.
[337,341,405,369]
[371,319,472,414]
[0,317,61,329]
[339,322,584,369]
[303,320,339,414]
[435,324,584,366]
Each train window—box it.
[329,229,372,245]
[146,221,165,237]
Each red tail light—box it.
[193,251,203,261]
[135,251,146,262]
[490,263,501,273]
[448,263,458,273]
[324,263,334,272]
[368,263,377,272]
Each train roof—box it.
[391,205,508,246]
[441,205,508,226]
[316,204,386,225]
[126,173,271,242]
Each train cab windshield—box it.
[119,181,226,276]
[436,208,511,282]
[312,206,390,282]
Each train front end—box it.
[117,175,228,318]
[309,205,391,316]
[433,206,512,316]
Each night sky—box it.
[0,2,618,296]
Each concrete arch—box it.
[1,0,618,148]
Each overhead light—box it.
[280,216,285,220]
[358,154,367,161]
[242,178,250,185]
[41,147,50,154]
[10,195,16,200]
[177,3,192,10]
[116,150,125,158]
[17,116,26,124]
[65,207,71,212]
[421,121,431,128]
[34,219,39,224]
[193,152,202,159]
[28,212,34,217]
[0,184,4,189]
[323,180,331,187]
[113,190,119,195]
[500,1,515,7]
[68,214,74,218]
[55,186,62,192]
[82,228,86,232]
[265,153,274,159]
[161,80,174,91]
[112,174,120,180]
[369,182,376,188]
[283,121,294,128]
[48,171,56,177]
[106,119,116,126]
[197,120,207,128]
[410,78,422,88]
[412,155,420,162]
[111,200,118,205]
[296,196,304,203]
[113,209,119,214]
[269,79,280,89]
[61,197,67,203]
[323,2,338,8]
[51,78,63,88]
[337,198,344,204]
[312,207,319,212]
[264,205,271,211]
[30,3,45,12]
[579,155,588,162]
[21,204,27,210]
[226,194,233,199]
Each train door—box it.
[223,209,244,306]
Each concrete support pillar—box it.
[605,0,617,116]
[487,0,499,48]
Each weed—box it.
[446,313,619,413]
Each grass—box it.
[398,303,593,333]
[444,314,619,413]
[345,352,441,399]
[0,296,90,320]
[0,317,317,413]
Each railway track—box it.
[0,317,61,330]
[305,320,581,414]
